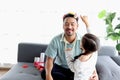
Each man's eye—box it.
[65,23,69,26]
[71,24,75,26]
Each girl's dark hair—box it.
[63,13,78,22]
[74,33,100,61]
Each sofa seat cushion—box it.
[96,56,120,80]
[0,62,42,80]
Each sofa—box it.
[0,42,120,80]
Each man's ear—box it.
[63,21,65,29]
[63,24,64,30]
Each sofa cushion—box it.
[0,62,42,80]
[96,56,120,80]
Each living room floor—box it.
[0,69,9,77]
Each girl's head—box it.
[80,33,100,54]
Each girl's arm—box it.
[80,15,90,33]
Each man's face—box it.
[63,17,78,36]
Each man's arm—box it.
[45,56,54,80]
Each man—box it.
[41,13,98,80]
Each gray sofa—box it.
[0,42,120,80]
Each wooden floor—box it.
[0,69,9,77]
[0,63,13,78]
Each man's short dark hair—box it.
[63,13,79,22]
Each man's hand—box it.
[89,69,99,80]
[80,15,89,28]
[89,74,98,80]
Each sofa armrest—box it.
[17,43,48,63]
[96,56,120,80]
[111,56,120,66]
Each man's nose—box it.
[68,25,72,28]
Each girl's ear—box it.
[80,47,85,53]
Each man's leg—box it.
[52,64,74,80]
[41,69,46,80]
[41,64,74,80]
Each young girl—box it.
[65,33,100,80]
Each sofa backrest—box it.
[98,46,118,56]
[17,43,48,63]
[17,43,117,63]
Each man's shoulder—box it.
[52,33,63,40]
[76,33,82,40]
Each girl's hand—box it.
[80,15,89,28]
[66,48,72,51]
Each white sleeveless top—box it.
[65,51,98,80]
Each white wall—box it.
[0,0,119,64]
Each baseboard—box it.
[0,63,14,69]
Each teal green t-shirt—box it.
[45,33,82,69]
